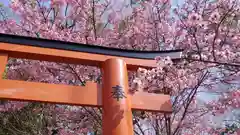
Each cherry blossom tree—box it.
[0,0,239,134]
[130,0,240,134]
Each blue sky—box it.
[1,0,9,6]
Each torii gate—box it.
[0,33,182,135]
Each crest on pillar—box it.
[111,85,126,101]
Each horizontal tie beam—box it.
[0,79,172,113]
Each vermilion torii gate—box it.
[0,33,182,135]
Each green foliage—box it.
[95,22,104,36]
[219,123,240,135]
[1,66,8,79]
[35,32,41,38]
[225,123,239,134]
[0,103,50,135]
[118,20,127,33]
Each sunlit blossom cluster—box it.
[0,0,239,134]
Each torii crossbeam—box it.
[0,33,182,135]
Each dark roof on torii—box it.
[0,33,183,60]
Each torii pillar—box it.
[102,58,133,135]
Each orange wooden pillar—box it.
[102,58,134,135]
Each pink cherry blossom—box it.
[0,0,239,134]
[209,11,221,22]
[188,13,202,25]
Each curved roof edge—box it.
[0,33,183,60]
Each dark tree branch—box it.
[183,57,240,67]
[91,0,97,40]
[82,107,102,127]
[133,115,145,135]
[172,71,209,135]
[67,64,85,86]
